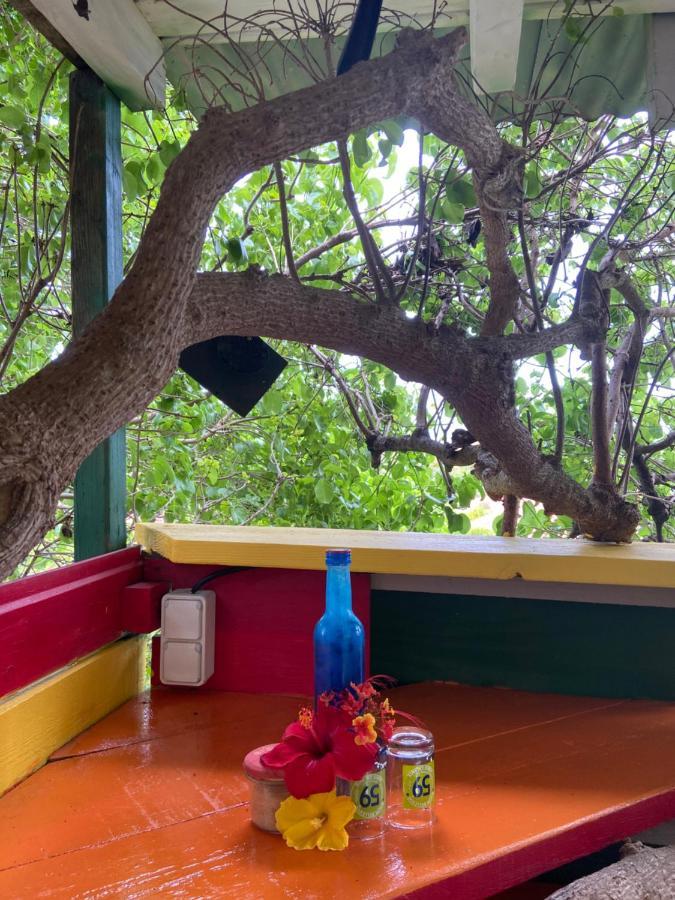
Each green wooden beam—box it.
[70,68,126,561]
[371,589,675,700]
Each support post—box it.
[70,68,126,560]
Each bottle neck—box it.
[325,563,352,614]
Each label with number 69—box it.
[402,761,435,809]
[350,769,386,820]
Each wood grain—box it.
[0,546,142,698]
[3,682,675,897]
[136,523,675,588]
[70,68,126,561]
[0,637,145,796]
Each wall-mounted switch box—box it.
[160,590,215,686]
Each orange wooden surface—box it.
[2,683,675,899]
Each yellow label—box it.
[350,769,386,820]
[402,761,435,809]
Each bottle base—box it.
[386,803,435,830]
[348,817,385,841]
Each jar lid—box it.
[243,744,286,783]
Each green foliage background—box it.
[0,6,672,574]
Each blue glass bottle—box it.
[313,549,365,700]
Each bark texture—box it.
[0,26,639,578]
[549,843,675,899]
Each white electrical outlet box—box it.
[160,589,215,686]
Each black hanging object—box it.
[179,336,287,417]
[466,218,482,248]
[337,0,383,75]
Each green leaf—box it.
[145,155,162,184]
[226,236,248,264]
[0,105,26,129]
[352,130,371,168]
[378,138,392,164]
[445,172,476,207]
[298,149,321,165]
[122,166,139,201]
[314,478,335,504]
[612,6,625,14]
[263,391,283,414]
[159,139,181,167]
[381,119,405,147]
[446,508,471,533]
[524,166,543,199]
[441,199,465,224]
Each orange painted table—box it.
[2,682,675,899]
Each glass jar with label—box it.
[386,726,435,829]
[336,748,386,840]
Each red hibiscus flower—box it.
[261,704,377,798]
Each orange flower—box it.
[352,713,377,746]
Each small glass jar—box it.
[386,726,435,829]
[337,748,387,841]
[243,744,288,833]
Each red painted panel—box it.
[121,581,168,633]
[145,560,371,695]
[0,547,143,698]
[0,547,140,606]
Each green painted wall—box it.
[371,591,675,700]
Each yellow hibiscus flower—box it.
[275,790,355,851]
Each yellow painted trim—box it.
[0,637,145,796]
[136,523,675,589]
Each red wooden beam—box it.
[0,547,143,698]
[121,581,168,634]
[144,558,371,694]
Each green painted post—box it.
[69,68,126,560]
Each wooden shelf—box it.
[3,682,675,898]
[136,523,675,588]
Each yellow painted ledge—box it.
[136,523,675,589]
[0,637,146,796]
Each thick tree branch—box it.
[636,431,675,456]
[0,25,639,577]
[189,271,639,542]
[366,432,479,470]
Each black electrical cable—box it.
[337,0,383,75]
[190,566,251,593]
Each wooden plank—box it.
[3,683,675,896]
[144,560,370,694]
[28,0,164,109]
[0,637,145,796]
[371,589,675,700]
[371,573,675,608]
[470,0,524,93]
[70,68,126,561]
[137,0,675,37]
[120,580,169,633]
[0,547,142,698]
[6,0,82,64]
[135,523,675,589]
[647,12,675,128]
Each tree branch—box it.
[0,24,641,576]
